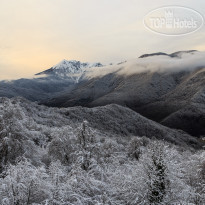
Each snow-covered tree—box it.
[0,159,50,205]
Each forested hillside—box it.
[0,97,204,204]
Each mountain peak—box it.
[35,60,104,77]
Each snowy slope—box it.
[0,97,201,148]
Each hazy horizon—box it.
[0,0,205,80]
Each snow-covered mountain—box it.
[1,50,205,137]
[35,59,103,78]
[43,50,205,137]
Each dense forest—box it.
[0,97,204,204]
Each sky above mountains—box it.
[0,0,205,79]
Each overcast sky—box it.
[0,0,205,79]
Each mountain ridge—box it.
[139,50,198,58]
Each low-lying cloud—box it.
[85,51,205,79]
